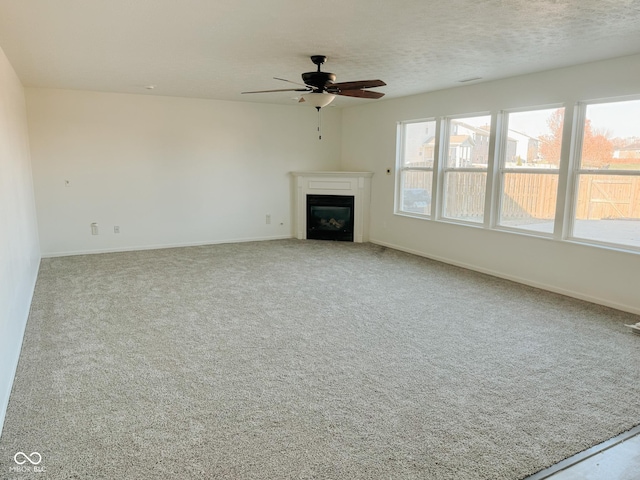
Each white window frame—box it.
[395,119,440,218]
[494,105,566,237]
[438,113,493,225]
[566,97,640,252]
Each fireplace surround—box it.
[291,171,373,242]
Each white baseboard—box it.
[369,237,640,316]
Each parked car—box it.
[402,188,431,213]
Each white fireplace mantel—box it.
[291,171,373,242]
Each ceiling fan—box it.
[241,55,386,109]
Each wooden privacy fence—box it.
[443,172,486,219]
[403,171,640,220]
[501,173,557,220]
[575,175,640,220]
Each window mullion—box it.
[432,118,445,219]
[559,103,584,240]
[395,122,405,213]
[487,111,506,229]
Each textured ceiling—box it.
[1,0,639,108]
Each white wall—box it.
[0,47,40,433]
[341,54,640,314]
[27,89,341,256]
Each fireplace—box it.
[291,171,372,243]
[306,195,355,241]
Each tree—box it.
[539,109,614,168]
[581,121,614,168]
[539,109,564,165]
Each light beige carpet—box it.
[1,239,639,479]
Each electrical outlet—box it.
[65,179,71,187]
[266,214,271,224]
[114,226,120,234]
[91,223,99,235]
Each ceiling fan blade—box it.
[329,79,386,91]
[274,77,310,88]
[241,87,311,94]
[335,89,385,99]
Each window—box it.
[571,99,640,249]
[498,108,564,234]
[394,97,640,253]
[441,115,491,223]
[397,120,436,216]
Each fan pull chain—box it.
[317,106,322,140]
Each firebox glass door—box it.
[306,195,355,241]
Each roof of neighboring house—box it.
[449,135,475,146]
[425,135,476,147]
[615,143,640,151]
[453,122,491,137]
[507,128,540,141]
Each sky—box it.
[586,99,640,139]
[507,100,640,140]
[507,108,557,138]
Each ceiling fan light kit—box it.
[301,92,336,109]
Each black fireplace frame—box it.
[306,194,355,242]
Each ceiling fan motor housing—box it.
[301,71,336,91]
